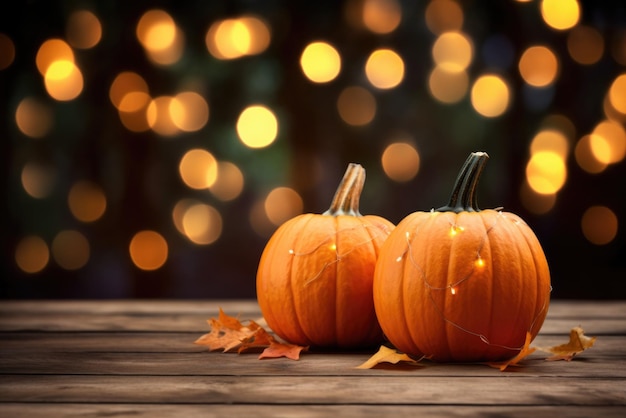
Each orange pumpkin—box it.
[256,163,394,348]
[373,152,551,362]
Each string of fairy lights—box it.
[1,0,624,297]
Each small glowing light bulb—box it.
[329,243,337,251]
[450,287,457,295]
[288,249,295,255]
[475,257,485,268]
[396,255,403,262]
[449,225,463,237]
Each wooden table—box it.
[1,300,625,417]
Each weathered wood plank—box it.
[0,313,622,334]
[0,334,620,378]
[1,403,625,418]
[1,375,624,406]
[1,300,624,319]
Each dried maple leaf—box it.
[487,332,536,371]
[195,308,307,360]
[537,326,597,361]
[356,345,421,369]
[259,341,308,360]
[195,308,260,352]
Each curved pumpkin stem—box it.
[437,151,489,213]
[324,163,365,217]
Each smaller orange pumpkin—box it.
[373,152,551,362]
[256,163,394,348]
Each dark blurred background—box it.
[1,0,625,300]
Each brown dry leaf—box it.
[194,308,259,352]
[488,332,536,371]
[356,345,420,369]
[259,341,308,360]
[195,308,307,360]
[537,326,597,361]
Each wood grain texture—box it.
[1,299,624,417]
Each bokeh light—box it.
[432,31,473,71]
[300,42,341,83]
[470,74,510,117]
[567,25,604,65]
[381,141,420,182]
[15,98,54,138]
[365,48,404,89]
[182,203,223,245]
[237,105,278,148]
[51,230,90,270]
[209,161,245,201]
[540,0,580,31]
[179,149,218,190]
[362,0,402,34]
[21,162,57,199]
[428,66,468,104]
[206,15,271,60]
[44,60,84,101]
[337,86,377,126]
[129,230,168,271]
[15,235,50,274]
[264,187,303,226]
[581,206,618,245]
[68,180,107,223]
[0,33,16,70]
[424,0,463,35]
[66,10,102,49]
[525,151,567,195]
[519,46,559,87]
[36,39,74,76]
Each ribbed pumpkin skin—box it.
[257,213,393,348]
[256,163,394,349]
[373,152,551,362]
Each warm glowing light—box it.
[381,141,420,182]
[362,0,402,34]
[36,38,74,76]
[575,135,608,174]
[530,129,570,159]
[237,105,278,148]
[337,86,377,126]
[179,148,218,190]
[249,199,275,237]
[365,48,404,89]
[470,74,510,117]
[432,31,473,71]
[129,230,168,271]
[300,42,341,83]
[0,33,16,70]
[15,97,54,138]
[15,235,49,274]
[146,96,180,136]
[52,230,90,270]
[475,257,485,268]
[109,71,150,109]
[567,25,604,65]
[136,10,174,50]
[541,0,580,31]
[205,16,271,60]
[209,161,245,201]
[21,162,56,199]
[450,287,458,295]
[581,206,618,245]
[428,66,468,104]
[68,180,107,223]
[608,74,626,115]
[182,203,223,245]
[525,151,567,195]
[66,10,102,49]
[449,225,464,237]
[264,187,303,226]
[329,242,337,252]
[518,46,559,87]
[44,60,84,101]
[589,119,626,164]
[118,93,152,133]
[170,91,210,132]
[424,0,464,35]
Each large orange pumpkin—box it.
[257,163,394,348]
[373,152,551,362]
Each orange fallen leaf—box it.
[356,345,421,369]
[487,332,536,371]
[537,326,597,361]
[259,341,308,360]
[195,308,307,360]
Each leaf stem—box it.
[437,152,489,213]
[324,163,365,217]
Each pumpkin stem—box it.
[323,163,365,217]
[437,151,489,213]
